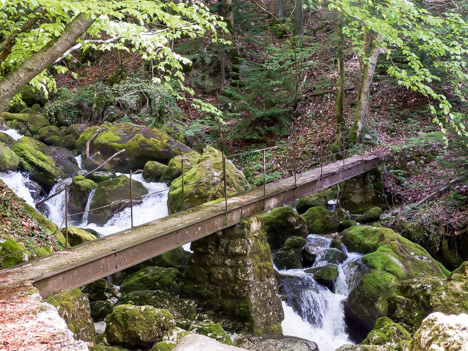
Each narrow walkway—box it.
[0,154,381,300]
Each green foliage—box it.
[0,0,227,106]
[220,41,317,140]
[329,0,468,137]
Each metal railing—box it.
[1,139,379,263]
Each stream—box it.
[1,128,362,350]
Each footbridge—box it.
[1,152,383,299]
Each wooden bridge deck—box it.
[0,154,381,298]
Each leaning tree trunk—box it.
[0,13,94,114]
[350,31,381,144]
[276,0,285,18]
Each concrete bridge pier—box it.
[184,217,284,334]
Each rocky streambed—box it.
[1,112,468,351]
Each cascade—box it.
[81,188,96,226]
[0,128,23,141]
[0,171,36,207]
[280,234,365,351]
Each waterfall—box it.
[0,171,36,207]
[280,234,364,351]
[81,188,97,226]
[43,179,72,227]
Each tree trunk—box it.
[350,31,381,144]
[0,13,94,114]
[293,0,303,37]
[277,0,285,18]
[335,12,345,138]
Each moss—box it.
[0,132,15,146]
[302,206,341,234]
[0,143,20,171]
[33,246,53,257]
[296,188,336,214]
[186,321,232,345]
[257,207,308,250]
[62,226,97,246]
[143,160,168,182]
[1,112,30,122]
[27,114,50,134]
[160,151,201,184]
[273,236,306,270]
[362,317,411,346]
[0,236,29,268]
[357,207,383,223]
[150,341,176,351]
[120,266,184,295]
[36,125,61,145]
[340,220,357,230]
[89,346,129,351]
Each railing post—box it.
[320,145,323,177]
[130,169,134,228]
[181,159,185,210]
[342,134,346,167]
[64,184,69,249]
[292,142,297,188]
[263,149,266,200]
[222,155,228,212]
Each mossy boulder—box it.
[62,226,97,246]
[68,176,98,221]
[1,112,30,122]
[151,247,190,270]
[61,124,88,150]
[362,317,411,346]
[88,171,114,183]
[257,206,308,250]
[117,290,197,321]
[0,143,20,171]
[357,207,383,223]
[408,312,468,351]
[272,236,307,270]
[0,132,15,146]
[0,236,29,269]
[105,304,175,348]
[183,320,232,345]
[121,266,184,295]
[160,151,201,184]
[388,261,468,333]
[305,265,339,291]
[342,226,448,334]
[27,114,50,134]
[150,328,191,351]
[167,146,249,214]
[46,288,95,342]
[88,175,147,225]
[12,137,79,191]
[36,125,61,146]
[339,169,386,214]
[90,300,114,321]
[301,206,341,234]
[340,220,357,230]
[82,278,120,302]
[143,160,169,182]
[76,122,194,172]
[296,188,336,214]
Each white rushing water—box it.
[0,171,36,207]
[280,234,364,351]
[80,173,169,236]
[1,128,23,141]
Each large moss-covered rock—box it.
[184,218,284,334]
[167,146,249,214]
[0,236,29,269]
[160,151,201,184]
[301,206,341,234]
[388,261,468,332]
[68,176,98,222]
[408,312,468,351]
[362,317,410,346]
[357,207,383,223]
[257,207,308,250]
[90,300,114,321]
[182,320,232,345]
[105,304,175,347]
[27,114,50,134]
[121,266,184,295]
[0,131,15,146]
[339,169,386,214]
[342,226,448,335]
[1,111,30,122]
[76,123,193,172]
[117,290,197,320]
[296,188,336,214]
[0,143,19,171]
[37,125,61,146]
[61,226,97,247]
[272,235,307,270]
[305,265,339,291]
[150,328,191,351]
[143,160,169,182]
[88,175,147,225]
[46,288,95,342]
[12,137,80,191]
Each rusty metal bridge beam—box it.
[32,156,380,298]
